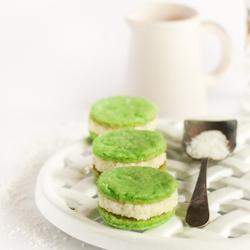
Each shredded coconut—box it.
[89,116,158,136]
[0,121,90,249]
[93,152,166,172]
[98,190,178,220]
[186,130,230,160]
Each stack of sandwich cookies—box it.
[92,129,167,179]
[97,167,178,230]
[89,96,158,140]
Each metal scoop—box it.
[182,120,237,227]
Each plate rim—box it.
[35,118,250,250]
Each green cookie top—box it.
[92,129,166,162]
[89,96,158,128]
[98,166,178,204]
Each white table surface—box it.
[0,0,249,249]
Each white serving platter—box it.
[35,118,250,250]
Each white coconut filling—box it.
[93,152,166,173]
[98,190,178,220]
[89,116,158,136]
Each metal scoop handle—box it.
[185,157,209,228]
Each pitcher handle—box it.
[201,22,233,86]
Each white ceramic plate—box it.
[35,118,250,250]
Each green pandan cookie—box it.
[98,206,176,230]
[92,129,166,163]
[90,96,158,128]
[97,167,178,230]
[97,166,178,204]
[89,131,98,141]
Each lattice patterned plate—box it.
[35,118,250,250]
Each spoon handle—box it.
[185,157,209,228]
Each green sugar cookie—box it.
[89,131,98,141]
[98,206,176,230]
[98,166,178,204]
[97,167,178,230]
[90,96,158,128]
[92,129,166,163]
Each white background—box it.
[0,0,248,249]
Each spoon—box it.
[182,120,237,227]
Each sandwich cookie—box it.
[89,96,158,140]
[97,166,178,230]
[92,129,167,179]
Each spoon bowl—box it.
[183,120,237,158]
[182,120,237,227]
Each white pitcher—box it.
[124,3,232,117]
